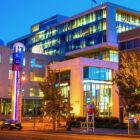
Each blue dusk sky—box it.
[0,0,140,44]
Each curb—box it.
[23,129,140,138]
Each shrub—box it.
[70,116,120,128]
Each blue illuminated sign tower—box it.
[12,42,25,121]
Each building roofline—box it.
[7,2,140,45]
[31,14,68,27]
[59,2,140,25]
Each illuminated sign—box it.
[13,42,25,53]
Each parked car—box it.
[1,119,22,130]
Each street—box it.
[0,130,139,140]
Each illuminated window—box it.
[84,66,112,81]
[83,83,112,117]
[9,55,13,65]
[8,87,12,96]
[32,24,39,32]
[32,44,44,54]
[30,88,35,96]
[102,50,118,62]
[8,70,13,80]
[103,9,106,18]
[30,58,44,68]
[52,38,57,46]
[116,11,140,31]
[52,27,57,36]
[30,72,44,82]
[39,89,44,97]
[103,22,106,30]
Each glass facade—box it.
[12,8,107,57]
[83,66,113,117]
[43,8,107,55]
[8,4,140,63]
[102,50,118,62]
[116,11,140,33]
[84,66,112,81]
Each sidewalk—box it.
[21,122,140,138]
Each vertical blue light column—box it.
[12,42,25,121]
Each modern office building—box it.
[7,2,140,118]
[119,28,140,51]
[0,45,51,116]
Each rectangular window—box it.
[39,89,44,97]
[8,70,13,80]
[30,58,44,68]
[30,72,44,82]
[30,88,35,96]
[134,39,140,48]
[120,42,126,50]
[127,40,133,49]
[83,66,112,81]
[31,24,39,32]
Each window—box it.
[127,40,133,49]
[39,89,44,97]
[86,36,94,46]
[134,39,140,48]
[9,55,13,65]
[31,24,39,32]
[30,58,44,68]
[30,72,44,82]
[8,70,13,80]
[84,66,112,81]
[120,42,126,50]
[30,88,35,96]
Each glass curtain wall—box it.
[29,8,107,56]
[83,83,112,117]
[116,11,140,33]
[83,66,113,117]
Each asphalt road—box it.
[0,130,139,140]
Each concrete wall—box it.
[50,57,119,118]
[0,45,51,114]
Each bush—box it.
[70,116,120,128]
[95,117,119,128]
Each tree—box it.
[115,52,140,115]
[40,66,72,131]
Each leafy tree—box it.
[115,52,140,115]
[40,66,72,131]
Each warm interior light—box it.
[21,72,26,81]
